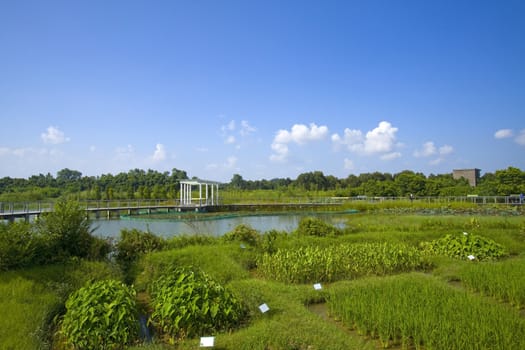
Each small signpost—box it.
[259,303,270,313]
[200,336,215,347]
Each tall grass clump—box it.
[328,273,525,349]
[459,256,525,309]
[258,242,429,283]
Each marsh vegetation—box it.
[1,200,524,349]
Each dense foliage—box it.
[295,216,342,236]
[0,200,109,270]
[1,166,524,201]
[421,232,508,261]
[149,267,245,343]
[60,279,139,349]
[221,223,261,246]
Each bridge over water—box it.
[1,195,522,223]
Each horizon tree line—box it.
[0,167,524,202]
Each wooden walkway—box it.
[0,200,209,222]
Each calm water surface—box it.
[92,213,348,238]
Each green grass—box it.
[458,255,525,308]
[328,273,525,350]
[2,211,525,349]
[0,274,60,350]
[0,261,122,350]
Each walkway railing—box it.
[1,195,522,218]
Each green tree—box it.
[495,167,525,195]
[36,199,93,261]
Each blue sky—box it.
[1,0,523,182]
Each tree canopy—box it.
[0,167,524,201]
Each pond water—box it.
[91,213,350,238]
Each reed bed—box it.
[459,256,525,309]
[328,273,525,349]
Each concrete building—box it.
[453,168,481,187]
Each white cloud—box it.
[414,142,453,159]
[515,129,525,146]
[270,142,289,162]
[494,128,525,146]
[494,129,513,139]
[275,123,328,145]
[413,142,454,166]
[414,141,437,157]
[363,121,398,153]
[332,121,399,157]
[225,135,236,144]
[270,123,328,162]
[152,143,167,162]
[380,152,402,160]
[41,126,70,144]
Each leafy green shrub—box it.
[260,229,286,254]
[295,217,341,237]
[0,222,38,270]
[36,199,94,262]
[149,267,246,343]
[258,242,429,283]
[222,224,261,246]
[115,228,166,266]
[421,232,508,261]
[60,279,139,349]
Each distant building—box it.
[453,168,481,187]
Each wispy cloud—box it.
[413,141,437,157]
[516,129,525,146]
[41,126,70,144]
[413,140,453,165]
[152,143,167,162]
[494,128,525,146]
[206,155,238,171]
[270,123,329,162]
[221,119,257,147]
[240,120,256,136]
[494,129,513,139]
